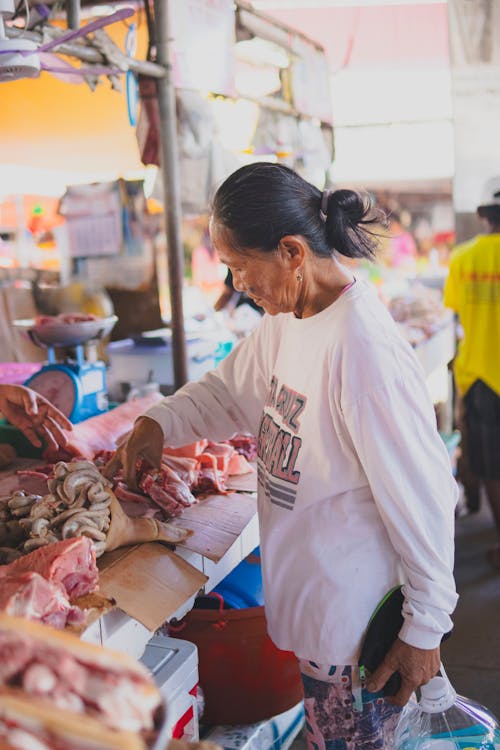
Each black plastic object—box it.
[359,586,452,697]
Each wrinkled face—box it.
[210,221,302,316]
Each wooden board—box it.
[172,491,258,563]
[98,542,208,632]
[225,462,258,493]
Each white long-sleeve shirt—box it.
[146,280,458,664]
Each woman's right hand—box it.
[103,416,164,489]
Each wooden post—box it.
[152,0,188,389]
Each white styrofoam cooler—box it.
[141,635,199,742]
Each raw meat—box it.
[35,313,97,325]
[161,454,199,486]
[139,462,197,517]
[227,452,253,476]
[0,466,54,501]
[0,616,162,734]
[203,442,234,475]
[194,453,227,495]
[228,434,258,461]
[0,537,98,600]
[43,393,163,462]
[0,572,85,629]
[163,440,208,459]
[113,483,163,519]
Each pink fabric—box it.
[339,279,356,297]
[0,363,41,385]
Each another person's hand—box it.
[103,416,164,489]
[366,638,441,706]
[0,384,72,450]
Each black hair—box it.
[211,162,385,260]
[477,204,500,226]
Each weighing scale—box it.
[13,316,117,423]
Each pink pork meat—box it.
[163,440,208,459]
[228,434,258,461]
[43,393,163,462]
[0,572,85,629]
[139,462,197,517]
[160,454,199,486]
[194,453,228,495]
[0,537,98,600]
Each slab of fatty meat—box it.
[163,440,208,459]
[0,615,162,734]
[0,572,85,629]
[0,537,98,600]
[43,393,163,462]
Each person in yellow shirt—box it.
[444,182,500,567]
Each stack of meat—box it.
[0,613,165,749]
[103,436,256,520]
[0,536,98,629]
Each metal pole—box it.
[152,0,187,388]
[66,0,80,30]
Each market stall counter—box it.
[0,451,259,657]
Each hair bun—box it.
[324,189,385,259]
[330,189,366,225]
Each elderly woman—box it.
[107,164,458,749]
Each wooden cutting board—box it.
[171,491,258,562]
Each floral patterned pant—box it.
[299,660,402,750]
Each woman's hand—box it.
[103,416,164,488]
[366,638,441,706]
[0,384,72,450]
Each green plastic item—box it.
[0,420,43,459]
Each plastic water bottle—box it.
[394,672,500,749]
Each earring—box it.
[296,271,303,282]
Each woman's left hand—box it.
[0,384,72,450]
[366,638,441,706]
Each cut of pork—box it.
[43,394,163,462]
[0,616,162,735]
[0,572,85,630]
[228,434,257,461]
[138,462,197,517]
[0,537,98,600]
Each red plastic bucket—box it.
[168,604,303,725]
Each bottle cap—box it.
[420,677,456,713]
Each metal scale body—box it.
[15,316,117,423]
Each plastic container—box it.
[214,340,234,367]
[141,635,199,742]
[439,431,461,477]
[202,701,305,750]
[395,671,500,749]
[213,547,264,609]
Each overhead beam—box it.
[5,24,166,78]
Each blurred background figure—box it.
[214,268,263,316]
[444,180,500,567]
[389,212,418,270]
[191,226,222,303]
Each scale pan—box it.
[13,316,118,348]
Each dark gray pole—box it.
[152,0,187,389]
[66,0,80,30]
